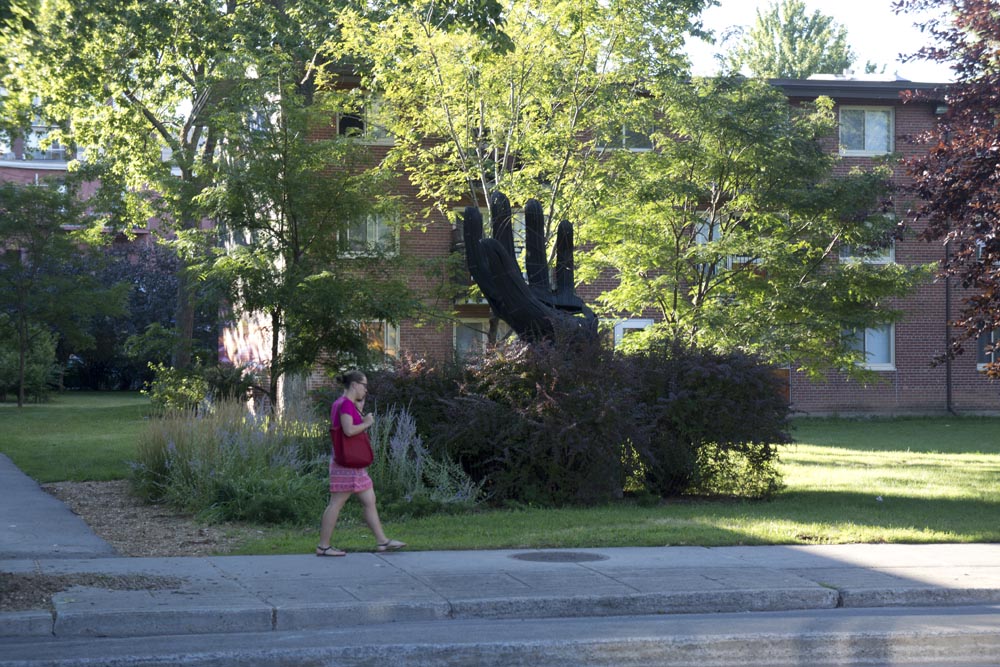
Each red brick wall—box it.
[787,96,1000,414]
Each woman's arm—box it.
[340,409,374,437]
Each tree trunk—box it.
[268,309,282,415]
[16,319,26,408]
[171,261,196,369]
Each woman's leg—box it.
[318,491,352,550]
[355,487,389,544]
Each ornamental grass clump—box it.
[131,398,479,524]
[366,405,483,517]
[130,400,328,524]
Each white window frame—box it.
[341,213,398,257]
[839,106,894,156]
[613,318,654,347]
[977,330,999,371]
[848,324,895,371]
[338,94,393,145]
[840,214,897,265]
[454,318,513,359]
[361,321,400,359]
[839,239,896,265]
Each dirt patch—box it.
[1,481,263,613]
[0,572,183,613]
[42,480,261,558]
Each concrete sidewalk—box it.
[2,454,1000,658]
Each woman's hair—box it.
[337,370,366,388]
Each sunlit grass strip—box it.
[237,417,1000,554]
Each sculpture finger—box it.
[463,206,498,301]
[489,191,517,264]
[554,219,581,305]
[524,198,549,290]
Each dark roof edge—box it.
[769,78,949,102]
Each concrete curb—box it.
[3,606,999,667]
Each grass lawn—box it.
[2,392,998,553]
[0,391,149,482]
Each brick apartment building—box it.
[773,77,1000,415]
[6,76,999,414]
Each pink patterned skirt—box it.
[329,456,373,493]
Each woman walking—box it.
[317,370,405,557]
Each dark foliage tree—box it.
[0,180,128,405]
[894,0,1000,376]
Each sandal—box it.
[376,539,406,552]
[316,545,346,557]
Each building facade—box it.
[773,78,1000,414]
[8,76,999,414]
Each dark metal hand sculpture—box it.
[463,191,598,344]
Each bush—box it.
[129,401,328,523]
[143,362,210,413]
[366,405,482,517]
[143,362,254,414]
[368,335,644,506]
[367,337,788,505]
[628,341,789,499]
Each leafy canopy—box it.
[577,76,933,376]
[728,0,856,78]
[327,0,712,240]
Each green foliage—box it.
[728,0,857,77]
[129,401,328,523]
[0,319,57,403]
[143,363,210,414]
[578,76,934,378]
[0,179,129,405]
[66,242,219,391]
[369,336,787,506]
[329,0,711,229]
[0,0,351,368]
[143,362,256,413]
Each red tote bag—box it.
[330,400,374,468]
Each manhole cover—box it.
[509,551,609,563]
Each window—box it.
[613,318,654,347]
[840,239,895,264]
[977,330,999,370]
[839,107,893,156]
[839,214,897,264]
[338,95,391,143]
[24,125,67,160]
[847,324,895,370]
[361,321,399,358]
[454,319,513,359]
[621,124,654,151]
[341,213,397,254]
[0,132,12,159]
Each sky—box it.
[685,0,955,82]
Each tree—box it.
[330,0,711,241]
[203,86,420,408]
[0,180,128,406]
[728,0,857,78]
[576,76,932,376]
[0,0,339,369]
[894,0,1000,377]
